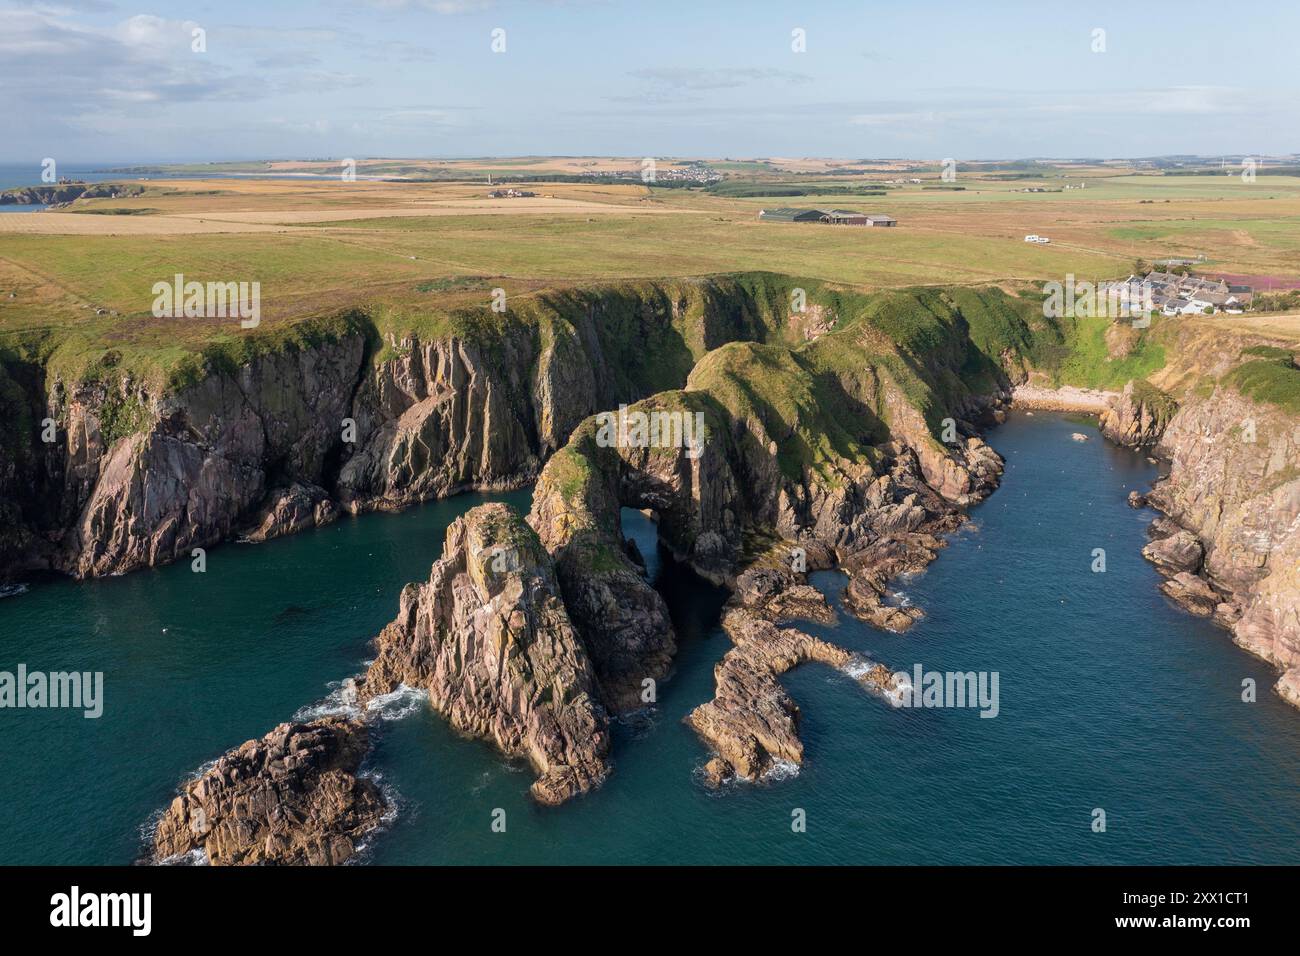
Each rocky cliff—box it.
[0,183,146,206]
[523,287,1036,770]
[1099,379,1178,448]
[0,275,816,582]
[1144,371,1300,707]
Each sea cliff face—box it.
[1146,384,1300,704]
[0,276,809,581]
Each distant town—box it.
[1102,269,1254,316]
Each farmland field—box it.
[2,160,1299,362]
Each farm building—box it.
[758,208,897,226]
[758,207,825,222]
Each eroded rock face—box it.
[36,334,367,579]
[361,502,610,805]
[337,336,550,513]
[527,431,678,714]
[149,717,385,866]
[1159,571,1222,618]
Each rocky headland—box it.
[0,183,146,207]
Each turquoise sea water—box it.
[1,411,1298,865]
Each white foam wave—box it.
[0,584,29,599]
[365,684,428,721]
[841,656,877,680]
[292,677,362,722]
[763,759,800,782]
[883,673,912,708]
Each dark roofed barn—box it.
[758,207,825,222]
[759,207,898,226]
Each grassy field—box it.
[2,159,1298,385]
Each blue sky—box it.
[2,0,1298,163]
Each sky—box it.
[2,0,1299,164]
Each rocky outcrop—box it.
[1159,571,1223,618]
[0,183,145,206]
[241,482,338,542]
[1142,529,1204,574]
[688,603,900,785]
[360,503,610,805]
[1100,380,1177,448]
[527,432,680,714]
[149,717,386,866]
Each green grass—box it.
[1055,316,1167,389]
[1224,354,1300,414]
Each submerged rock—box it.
[361,502,610,805]
[149,717,385,866]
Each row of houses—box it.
[1100,270,1253,316]
[487,188,536,198]
[758,207,898,226]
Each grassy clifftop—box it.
[11,268,1291,461]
